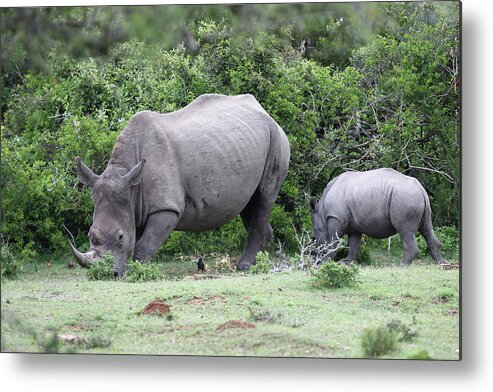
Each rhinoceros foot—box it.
[236,257,255,271]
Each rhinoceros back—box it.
[111,94,287,231]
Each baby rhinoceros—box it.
[309,168,448,266]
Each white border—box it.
[1,1,492,391]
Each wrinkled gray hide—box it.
[310,168,447,266]
[70,94,290,277]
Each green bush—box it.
[86,252,115,281]
[78,333,114,349]
[124,259,162,282]
[357,237,372,265]
[1,243,22,280]
[310,259,359,289]
[250,251,273,274]
[360,326,398,357]
[248,306,283,324]
[386,319,418,342]
[417,226,459,260]
[158,217,246,257]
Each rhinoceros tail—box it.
[419,188,433,233]
[418,187,447,264]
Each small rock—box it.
[58,333,79,344]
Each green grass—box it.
[1,253,459,359]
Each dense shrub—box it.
[124,260,162,282]
[1,243,22,280]
[157,217,246,257]
[250,251,273,275]
[386,319,419,342]
[1,2,459,259]
[310,260,359,289]
[357,238,372,265]
[86,252,115,281]
[417,226,459,260]
[360,326,398,357]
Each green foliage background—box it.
[0,2,460,257]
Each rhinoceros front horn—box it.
[68,240,97,268]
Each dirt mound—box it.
[142,300,170,315]
[216,320,255,332]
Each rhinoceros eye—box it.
[117,230,124,243]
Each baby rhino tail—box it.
[418,189,447,264]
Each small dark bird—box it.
[197,255,206,273]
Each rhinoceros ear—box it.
[309,196,318,212]
[123,159,146,186]
[76,157,99,187]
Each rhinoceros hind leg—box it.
[418,226,447,264]
[399,231,419,266]
[237,126,289,271]
[237,192,275,271]
[239,200,272,248]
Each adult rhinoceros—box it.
[309,168,447,266]
[69,94,290,277]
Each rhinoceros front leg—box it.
[133,210,178,262]
[345,232,362,264]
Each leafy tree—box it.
[1,2,460,256]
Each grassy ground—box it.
[1,252,459,359]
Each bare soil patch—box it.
[216,320,256,332]
[191,274,222,280]
[57,333,80,344]
[187,295,226,305]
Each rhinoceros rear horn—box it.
[68,239,97,269]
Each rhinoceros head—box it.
[69,156,145,278]
[309,196,327,243]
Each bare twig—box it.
[407,165,455,184]
[291,224,346,270]
[63,225,76,245]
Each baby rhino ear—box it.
[309,197,318,212]
[76,157,100,187]
[123,159,146,186]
